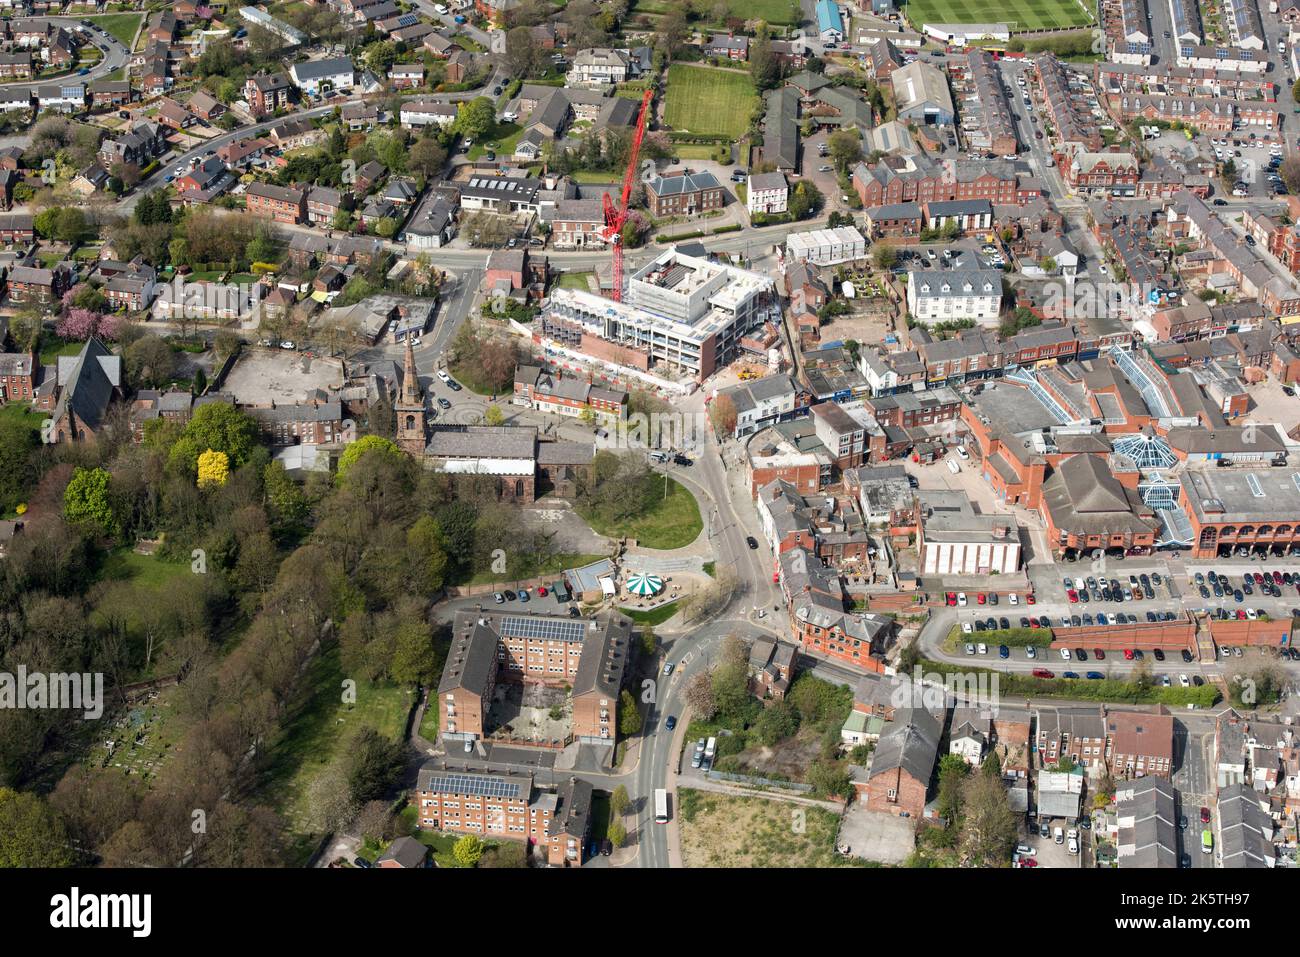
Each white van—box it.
[434,3,449,13]
[955,445,969,460]
[1068,836,1079,855]
[1053,826,1064,845]
[947,458,961,474]
[436,369,450,383]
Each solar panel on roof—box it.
[500,615,586,643]
[426,772,522,799]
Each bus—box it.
[653,788,669,824]
[1201,829,1213,854]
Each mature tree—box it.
[936,752,969,824]
[872,242,898,270]
[342,727,406,803]
[125,334,177,389]
[708,393,738,437]
[167,404,259,477]
[607,818,627,848]
[749,36,782,90]
[610,784,630,817]
[453,834,485,867]
[753,700,800,746]
[828,129,864,174]
[0,788,73,867]
[618,688,643,735]
[710,634,751,718]
[355,800,395,844]
[0,419,38,514]
[1280,156,1300,194]
[657,7,689,59]
[408,137,448,179]
[454,98,497,139]
[338,435,406,481]
[959,769,1018,866]
[684,670,717,721]
[505,25,542,78]
[304,761,360,833]
[63,466,118,538]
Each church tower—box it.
[395,339,426,456]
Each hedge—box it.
[919,658,1221,707]
[957,625,1053,648]
[656,230,705,242]
[666,132,727,144]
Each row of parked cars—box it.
[1064,572,1160,604]
[946,591,1034,607]
[1193,569,1300,602]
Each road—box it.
[0,16,130,93]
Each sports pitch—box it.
[663,64,759,140]
[903,0,1094,31]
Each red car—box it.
[1123,649,1135,660]
[946,592,957,606]
[1029,617,1039,628]
[1093,648,1105,660]
[1067,589,1078,603]
[977,593,987,605]
[1031,668,1054,679]
[1273,571,1284,584]
[1020,857,1039,868]
[537,585,548,596]
[1200,806,1211,824]
[1236,609,1247,620]
[1026,593,1036,605]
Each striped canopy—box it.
[625,572,664,596]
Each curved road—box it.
[0,17,130,93]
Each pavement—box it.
[0,16,130,95]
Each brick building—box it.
[645,170,726,217]
[436,608,631,748]
[245,183,306,224]
[864,707,941,817]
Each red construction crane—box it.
[601,88,654,302]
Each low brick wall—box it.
[1208,618,1297,648]
[1048,619,1196,652]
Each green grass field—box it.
[576,476,703,550]
[664,64,758,140]
[902,0,1092,30]
[257,645,415,861]
[87,12,145,48]
[632,0,799,24]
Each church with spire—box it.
[395,338,426,455]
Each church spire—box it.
[402,338,421,406]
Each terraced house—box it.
[245,183,306,224]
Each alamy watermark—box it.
[599,410,711,453]
[0,666,103,719]
[889,666,1001,714]
[1043,280,1166,321]
[155,276,262,321]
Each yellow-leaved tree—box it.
[197,449,230,489]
